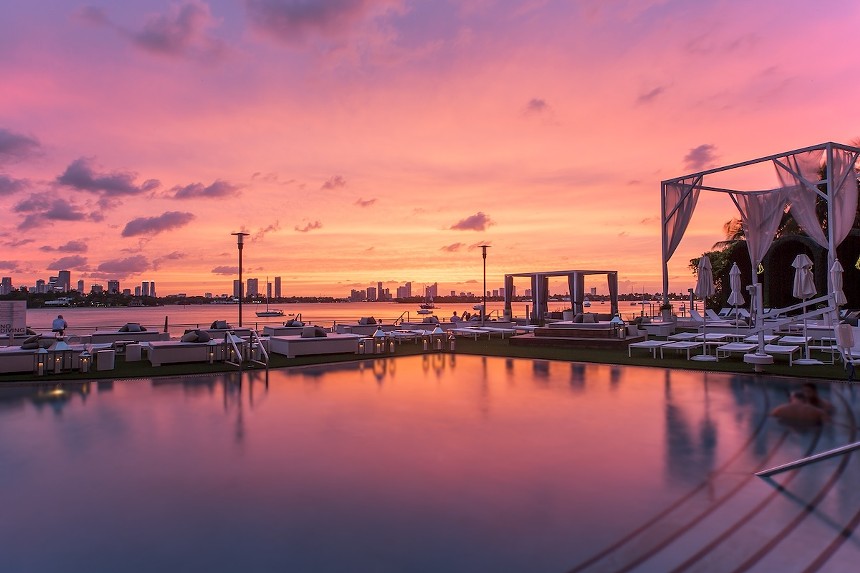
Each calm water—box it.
[1,356,859,572]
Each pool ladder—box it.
[224,329,269,370]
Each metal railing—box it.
[756,441,860,478]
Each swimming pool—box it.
[1,355,858,572]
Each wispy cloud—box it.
[354,197,376,207]
[79,1,227,62]
[683,144,718,171]
[172,179,240,199]
[152,251,187,270]
[97,255,150,277]
[0,174,30,194]
[252,221,281,242]
[295,220,322,232]
[57,157,160,197]
[450,212,493,231]
[441,242,464,252]
[245,0,393,45]
[47,255,88,270]
[321,175,346,190]
[211,265,239,275]
[121,211,195,237]
[14,193,95,230]
[524,98,549,114]
[636,86,665,105]
[0,128,41,164]
[40,240,88,253]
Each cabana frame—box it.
[504,269,619,324]
[661,141,860,311]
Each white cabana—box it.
[661,142,860,315]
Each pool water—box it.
[1,355,859,572]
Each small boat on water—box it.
[416,308,434,315]
[256,277,284,317]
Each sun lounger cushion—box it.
[301,326,328,338]
[422,316,439,324]
[211,320,230,329]
[180,330,212,343]
[284,319,304,327]
[358,317,377,325]
[582,313,596,324]
[20,335,55,350]
[119,323,146,332]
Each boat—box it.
[416,308,434,315]
[256,278,285,317]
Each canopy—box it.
[661,141,860,308]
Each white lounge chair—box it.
[835,324,860,380]
[660,341,701,359]
[764,344,801,366]
[715,342,757,360]
[628,340,668,358]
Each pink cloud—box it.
[321,175,347,190]
[295,220,322,232]
[47,255,88,270]
[97,255,150,277]
[172,179,240,199]
[57,157,159,196]
[450,212,493,231]
[122,211,195,237]
[211,265,239,275]
[245,0,394,44]
[683,144,718,171]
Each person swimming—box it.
[770,391,825,425]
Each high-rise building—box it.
[150,281,156,298]
[77,279,85,292]
[367,286,377,301]
[266,280,272,299]
[142,281,150,297]
[1,277,13,295]
[246,278,259,297]
[233,280,242,299]
[58,270,71,292]
[274,276,282,299]
[107,280,120,294]
[377,282,383,301]
[135,286,141,297]
[405,282,412,298]
[91,284,104,294]
[35,279,46,293]
[122,289,131,296]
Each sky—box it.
[1,0,859,297]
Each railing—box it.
[248,328,269,369]
[756,441,860,478]
[394,311,410,325]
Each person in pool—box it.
[802,382,834,417]
[770,391,825,425]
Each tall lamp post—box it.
[479,245,490,326]
[232,232,250,327]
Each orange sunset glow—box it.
[2,1,858,297]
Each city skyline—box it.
[2,1,859,296]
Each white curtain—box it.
[663,177,701,262]
[830,148,859,248]
[773,151,828,248]
[730,189,788,270]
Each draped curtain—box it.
[830,148,859,248]
[730,189,789,273]
[662,177,701,263]
[773,151,828,248]
[607,273,619,316]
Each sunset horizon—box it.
[3,1,858,297]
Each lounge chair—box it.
[715,342,757,360]
[659,340,701,359]
[835,324,860,380]
[763,344,801,366]
[269,331,361,358]
[628,340,668,358]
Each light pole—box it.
[479,245,490,326]
[232,232,250,327]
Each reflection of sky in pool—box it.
[1,355,859,572]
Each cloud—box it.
[152,251,187,270]
[0,260,20,271]
[467,241,491,251]
[252,221,281,241]
[121,211,195,237]
[0,128,41,164]
[47,255,88,270]
[449,212,493,231]
[295,220,322,232]
[0,174,30,194]
[1,237,34,248]
[354,197,376,207]
[172,179,240,199]
[14,193,94,230]
[321,175,346,190]
[57,157,160,196]
[211,265,239,275]
[683,144,718,171]
[97,255,150,277]
[636,86,665,105]
[441,243,464,252]
[80,2,226,62]
[245,0,392,44]
[524,98,549,114]
[40,240,88,253]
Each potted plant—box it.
[659,303,674,322]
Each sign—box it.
[0,301,27,336]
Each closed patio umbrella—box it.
[727,262,745,332]
[692,255,716,361]
[792,253,818,364]
[830,259,847,314]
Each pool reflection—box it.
[1,356,859,572]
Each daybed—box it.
[147,340,224,366]
[91,324,169,344]
[269,332,361,359]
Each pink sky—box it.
[2,0,858,297]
